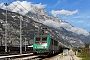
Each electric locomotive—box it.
[33,28,61,55]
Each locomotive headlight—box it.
[42,43,47,48]
[42,43,47,46]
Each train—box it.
[33,28,69,55]
[0,45,33,53]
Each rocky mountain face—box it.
[0,8,89,47]
[26,9,62,23]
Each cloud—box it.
[33,3,47,9]
[0,3,6,9]
[86,24,90,27]
[43,20,60,28]
[51,9,78,17]
[43,20,89,36]
[54,0,60,7]
[77,20,84,23]
[0,1,46,15]
[66,26,89,36]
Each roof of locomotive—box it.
[35,34,50,37]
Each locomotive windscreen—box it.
[36,38,40,41]
[42,37,47,41]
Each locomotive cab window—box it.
[42,37,47,41]
[36,37,40,41]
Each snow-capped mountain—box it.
[0,8,85,47]
[0,1,90,47]
[0,1,89,36]
[26,6,89,36]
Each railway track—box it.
[0,53,44,60]
[0,51,63,60]
[0,54,59,60]
[9,55,39,60]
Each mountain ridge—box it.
[0,8,88,47]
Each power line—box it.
[8,0,21,12]
[7,0,33,54]
[14,0,29,12]
[7,0,26,54]
[8,0,30,16]
[9,0,29,12]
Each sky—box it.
[0,0,90,32]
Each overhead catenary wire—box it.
[7,0,26,54]
[8,0,30,15]
[7,0,23,13]
[8,0,21,11]
[7,0,34,54]
[14,0,29,12]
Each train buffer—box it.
[0,53,33,59]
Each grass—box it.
[77,48,90,60]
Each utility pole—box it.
[25,38,26,51]
[4,3,8,52]
[20,15,23,54]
